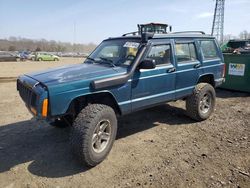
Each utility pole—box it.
[73,21,76,53]
[211,0,225,44]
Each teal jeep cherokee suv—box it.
[17,31,225,166]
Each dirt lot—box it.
[0,59,249,188]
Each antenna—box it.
[211,0,225,44]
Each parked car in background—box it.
[35,52,60,61]
[27,52,36,60]
[60,52,74,57]
[19,51,30,61]
[59,52,89,58]
[78,52,89,58]
[0,51,20,62]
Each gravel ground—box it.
[0,60,249,188]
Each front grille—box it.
[17,80,37,107]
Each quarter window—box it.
[175,43,197,63]
[200,40,218,59]
[146,44,171,66]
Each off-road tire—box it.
[70,104,117,166]
[186,83,216,121]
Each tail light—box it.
[222,63,226,78]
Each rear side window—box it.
[200,40,218,59]
[175,43,197,63]
[146,44,171,66]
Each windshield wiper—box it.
[99,57,116,67]
[86,57,96,63]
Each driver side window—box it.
[146,44,171,66]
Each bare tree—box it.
[0,37,96,53]
[239,30,250,40]
[8,46,16,51]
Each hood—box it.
[26,63,127,86]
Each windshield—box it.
[85,39,141,67]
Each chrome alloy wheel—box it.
[92,120,111,153]
[199,93,212,114]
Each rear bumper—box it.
[215,78,225,87]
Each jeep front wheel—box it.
[70,104,117,166]
[186,83,216,121]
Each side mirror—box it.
[138,59,156,69]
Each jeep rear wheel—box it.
[186,83,215,121]
[70,104,117,166]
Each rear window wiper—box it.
[99,57,116,67]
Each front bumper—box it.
[17,75,48,119]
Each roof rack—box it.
[170,31,206,35]
[122,31,139,36]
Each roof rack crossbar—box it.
[122,31,139,36]
[170,31,206,35]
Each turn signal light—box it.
[42,99,48,117]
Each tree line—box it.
[0,36,97,53]
[1,31,249,52]
[224,30,250,42]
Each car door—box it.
[4,52,13,61]
[8,53,16,61]
[174,40,202,98]
[131,40,176,111]
[48,54,54,61]
[0,52,5,61]
[43,53,49,61]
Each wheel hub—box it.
[199,93,212,114]
[92,120,111,153]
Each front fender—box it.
[48,86,120,117]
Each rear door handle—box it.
[194,64,201,68]
[167,67,176,73]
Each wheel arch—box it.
[197,74,215,87]
[65,91,122,117]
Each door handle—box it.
[194,64,201,68]
[167,67,176,73]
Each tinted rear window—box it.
[175,43,197,63]
[200,40,218,59]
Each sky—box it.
[0,0,250,44]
